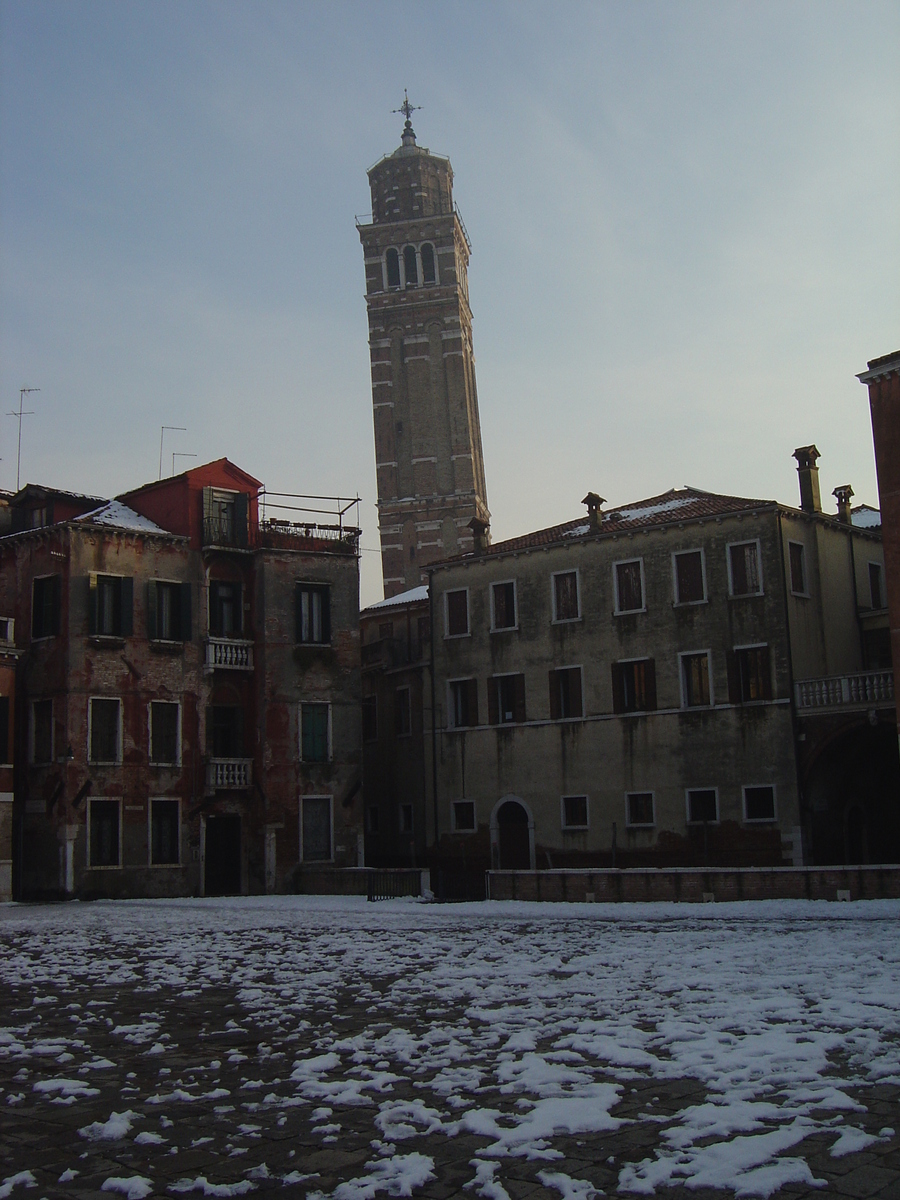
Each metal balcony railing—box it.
[206,639,254,670]
[795,670,894,710]
[206,759,253,790]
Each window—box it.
[549,667,583,719]
[626,792,655,828]
[686,788,718,824]
[89,698,121,764]
[394,687,411,737]
[88,574,133,638]
[728,542,762,597]
[202,488,249,547]
[673,551,706,605]
[362,695,377,742]
[488,674,526,725]
[681,652,711,707]
[552,571,580,622]
[148,581,191,641]
[150,799,180,865]
[208,705,243,757]
[32,575,61,639]
[614,560,644,613]
[150,701,180,765]
[731,646,771,704]
[296,583,331,645]
[869,562,885,610]
[301,703,330,763]
[88,799,121,867]
[612,659,657,714]
[366,806,380,834]
[789,542,807,595]
[0,617,14,643]
[32,699,53,764]
[209,581,242,637]
[399,804,414,834]
[561,795,588,830]
[0,696,8,765]
[448,679,478,728]
[445,589,469,637]
[491,581,517,630]
[403,244,418,287]
[743,785,776,823]
[452,800,476,832]
[421,242,436,284]
[386,247,401,288]
[379,620,393,640]
[301,795,333,862]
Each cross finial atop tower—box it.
[392,89,421,147]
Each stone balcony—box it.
[206,758,253,790]
[795,670,894,712]
[206,638,254,670]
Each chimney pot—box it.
[467,516,490,556]
[793,445,822,513]
[581,492,605,532]
[833,484,854,525]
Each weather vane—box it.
[392,89,421,125]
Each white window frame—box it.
[868,561,885,610]
[444,587,471,638]
[299,793,334,863]
[86,796,123,868]
[299,701,333,763]
[0,617,15,644]
[671,548,708,607]
[613,557,646,615]
[148,797,182,867]
[394,686,412,738]
[148,700,182,767]
[30,697,54,765]
[726,539,764,598]
[788,541,809,597]
[451,799,477,833]
[87,696,123,765]
[551,569,581,624]
[679,649,714,709]
[447,677,476,729]
[685,787,719,825]
[490,578,518,632]
[560,794,589,831]
[625,791,656,829]
[742,784,777,823]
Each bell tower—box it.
[358,97,490,597]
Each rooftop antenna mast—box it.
[159,426,187,479]
[7,387,40,491]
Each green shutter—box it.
[120,577,133,637]
[235,493,249,547]
[146,581,158,640]
[179,582,192,641]
[87,574,98,636]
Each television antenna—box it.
[7,387,40,491]
[159,426,187,479]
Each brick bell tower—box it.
[358,95,490,597]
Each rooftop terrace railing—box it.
[795,670,894,711]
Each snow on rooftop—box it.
[851,506,881,529]
[609,494,697,522]
[75,501,169,535]
[365,584,429,611]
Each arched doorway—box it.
[493,798,533,870]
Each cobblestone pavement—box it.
[1,897,899,1200]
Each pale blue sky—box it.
[2,0,898,605]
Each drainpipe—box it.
[428,570,439,856]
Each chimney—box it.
[467,516,490,556]
[581,492,605,533]
[833,484,854,525]
[792,445,822,513]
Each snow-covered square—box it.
[1,897,899,1198]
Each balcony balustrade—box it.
[206,638,254,670]
[206,758,253,790]
[795,670,894,711]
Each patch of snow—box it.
[324,1152,435,1200]
[364,586,428,611]
[537,1170,601,1200]
[79,1109,137,1140]
[168,1178,256,1196]
[75,501,169,535]
[100,1179,154,1200]
[0,1173,37,1199]
[609,495,697,522]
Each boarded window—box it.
[681,653,711,707]
[488,674,526,725]
[789,542,806,594]
[744,786,776,822]
[731,646,771,703]
[562,795,588,829]
[729,543,761,596]
[403,244,418,287]
[446,589,468,636]
[89,799,120,867]
[362,696,377,741]
[395,687,411,736]
[89,698,120,763]
[301,703,330,762]
[33,699,53,763]
[32,575,61,639]
[150,701,179,764]
[452,800,476,831]
[421,242,436,284]
[386,248,401,288]
[301,796,332,861]
[687,789,718,823]
[449,679,478,728]
[151,799,180,865]
[209,581,242,637]
[612,660,657,714]
[869,562,884,609]
[296,584,330,644]
[549,667,583,719]
[626,792,655,826]
[553,571,579,621]
[615,561,643,612]
[492,581,516,629]
[674,551,705,604]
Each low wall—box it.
[293,867,430,898]
[486,865,900,903]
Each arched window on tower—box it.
[421,243,436,285]
[385,248,401,289]
[403,245,419,288]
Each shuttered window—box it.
[553,571,579,621]
[729,542,761,596]
[549,667,583,719]
[488,674,526,725]
[615,561,643,613]
[612,660,657,713]
[445,590,468,636]
[674,551,705,604]
[31,575,61,639]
